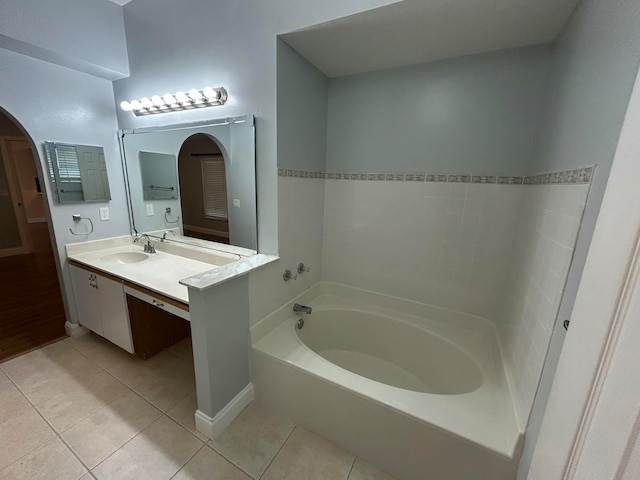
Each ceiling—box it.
[105,0,580,76]
[281,0,580,77]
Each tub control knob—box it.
[297,263,306,275]
[283,269,293,281]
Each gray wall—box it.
[0,0,133,326]
[114,0,400,257]
[0,0,129,79]
[0,48,129,325]
[277,40,329,172]
[517,0,640,478]
[326,46,552,174]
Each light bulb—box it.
[163,93,177,106]
[120,101,132,112]
[130,100,143,111]
[188,89,204,102]
[151,95,165,107]
[203,87,218,101]
[140,97,153,109]
[175,91,190,104]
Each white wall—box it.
[526,54,640,480]
[518,0,640,476]
[114,0,401,323]
[0,0,129,80]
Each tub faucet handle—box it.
[293,303,312,314]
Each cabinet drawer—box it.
[123,284,190,322]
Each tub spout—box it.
[293,303,312,314]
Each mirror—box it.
[119,116,257,252]
[44,142,111,203]
[139,151,179,200]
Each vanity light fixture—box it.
[120,87,228,116]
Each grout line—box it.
[346,456,357,479]
[1,366,95,478]
[66,335,197,423]
[257,425,297,480]
[168,444,206,480]
[15,337,200,478]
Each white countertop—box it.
[66,236,278,304]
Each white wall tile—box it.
[322,180,522,319]
[265,175,589,431]
[497,183,589,426]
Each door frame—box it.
[0,135,31,257]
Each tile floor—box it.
[0,333,396,479]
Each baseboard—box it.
[194,383,254,440]
[65,321,89,337]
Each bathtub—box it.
[251,283,522,480]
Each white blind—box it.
[201,158,228,220]
[46,144,81,182]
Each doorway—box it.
[0,109,67,361]
[177,134,230,244]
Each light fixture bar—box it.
[120,87,227,116]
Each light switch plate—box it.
[233,199,240,208]
[99,207,110,221]
[146,204,154,216]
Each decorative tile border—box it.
[278,166,594,185]
[523,166,593,185]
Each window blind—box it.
[45,144,81,182]
[201,158,228,220]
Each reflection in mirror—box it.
[119,116,257,252]
[178,134,230,244]
[44,142,111,203]
[140,151,178,200]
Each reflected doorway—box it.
[177,134,230,244]
[0,109,67,361]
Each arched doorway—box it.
[0,109,67,361]
[177,134,230,244]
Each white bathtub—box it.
[251,283,522,480]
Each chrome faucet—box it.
[161,230,177,242]
[293,303,312,314]
[142,235,156,254]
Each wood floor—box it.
[0,222,67,362]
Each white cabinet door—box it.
[95,274,134,353]
[69,265,103,335]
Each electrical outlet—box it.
[99,207,110,221]
[233,199,240,208]
[146,204,154,216]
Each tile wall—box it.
[498,183,590,425]
[248,176,326,325]
[321,178,521,319]
[271,166,591,428]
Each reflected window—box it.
[201,156,228,220]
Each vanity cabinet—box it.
[69,263,134,353]
[124,284,190,360]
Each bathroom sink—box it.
[101,251,149,264]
